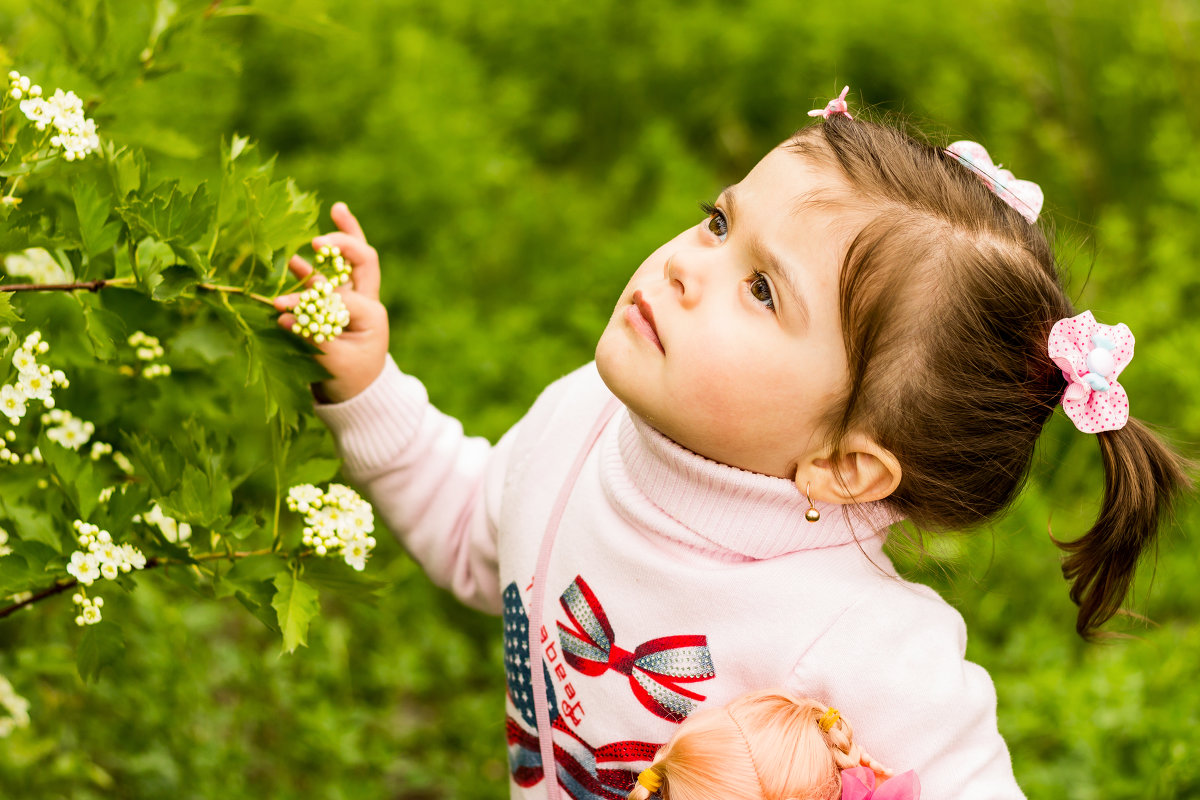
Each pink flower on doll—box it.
[841,766,921,800]
[1047,310,1135,434]
[809,85,853,120]
[945,140,1043,223]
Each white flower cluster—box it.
[0,673,30,738]
[41,409,94,451]
[290,281,351,344]
[71,592,103,626]
[126,331,171,378]
[0,525,10,557]
[1,332,68,428]
[287,483,376,571]
[2,248,71,284]
[135,503,191,544]
[66,520,146,588]
[9,72,100,161]
[314,245,353,286]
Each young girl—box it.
[627,689,919,800]
[273,88,1189,800]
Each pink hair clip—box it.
[1047,310,1134,434]
[841,766,921,800]
[945,140,1044,223]
[809,85,853,120]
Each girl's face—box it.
[595,148,853,479]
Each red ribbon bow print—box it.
[557,576,716,722]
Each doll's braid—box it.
[820,705,890,777]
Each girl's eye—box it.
[749,272,775,311]
[699,202,728,241]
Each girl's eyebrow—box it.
[720,187,811,327]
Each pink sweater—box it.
[314,356,1025,800]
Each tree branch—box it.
[0,548,277,619]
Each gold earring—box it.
[804,483,820,523]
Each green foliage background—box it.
[1,0,1198,797]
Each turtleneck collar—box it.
[599,410,896,560]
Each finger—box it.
[337,289,387,329]
[288,255,317,284]
[276,311,297,332]
[273,294,298,311]
[330,202,365,239]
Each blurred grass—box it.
[1,0,1198,797]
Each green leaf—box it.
[0,501,62,551]
[0,292,22,325]
[74,292,127,361]
[77,623,125,684]
[0,554,33,595]
[135,237,176,283]
[117,182,213,271]
[214,554,286,599]
[38,436,107,521]
[271,571,319,654]
[300,558,385,601]
[151,264,202,301]
[122,431,184,499]
[72,180,122,257]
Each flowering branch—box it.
[0,547,277,620]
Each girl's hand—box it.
[274,202,390,404]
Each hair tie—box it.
[809,85,853,120]
[944,140,1044,223]
[637,767,663,793]
[818,707,841,732]
[1047,310,1134,433]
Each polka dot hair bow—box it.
[1047,310,1135,433]
[945,140,1044,224]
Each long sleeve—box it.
[312,355,513,614]
[787,581,1025,800]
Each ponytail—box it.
[1054,418,1193,639]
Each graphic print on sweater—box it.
[557,575,716,722]
[504,581,663,798]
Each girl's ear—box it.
[798,432,902,505]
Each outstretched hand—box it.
[274,202,390,404]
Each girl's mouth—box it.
[627,290,664,354]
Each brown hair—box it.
[626,690,886,800]
[787,114,1191,639]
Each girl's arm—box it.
[312,354,514,614]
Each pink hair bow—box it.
[945,140,1043,223]
[1047,310,1134,433]
[841,766,921,800]
[809,85,853,120]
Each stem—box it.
[0,277,275,307]
[0,277,133,292]
[0,547,280,619]
[197,282,275,306]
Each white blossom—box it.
[0,673,31,737]
[0,384,26,423]
[2,248,72,284]
[66,551,100,585]
[43,409,94,450]
[0,526,10,557]
[143,504,191,544]
[290,281,351,343]
[288,482,377,571]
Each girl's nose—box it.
[665,250,704,307]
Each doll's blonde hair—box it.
[627,690,886,800]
